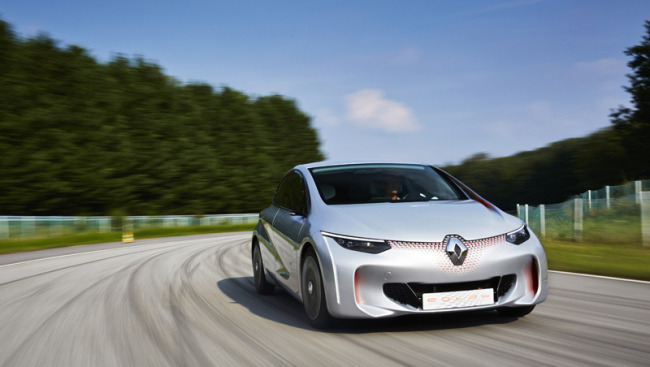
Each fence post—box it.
[0,217,8,239]
[56,217,64,236]
[574,198,583,242]
[606,185,611,209]
[641,191,650,247]
[21,217,36,239]
[636,181,642,204]
[525,204,529,224]
[540,204,546,237]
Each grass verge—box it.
[542,239,650,281]
[0,223,256,255]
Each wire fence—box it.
[517,180,650,246]
[0,214,259,240]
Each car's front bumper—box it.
[318,232,548,319]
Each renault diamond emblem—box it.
[446,237,468,266]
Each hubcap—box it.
[308,281,314,295]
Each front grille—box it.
[383,274,516,309]
[388,234,507,274]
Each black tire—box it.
[301,251,333,329]
[497,305,535,317]
[252,241,274,295]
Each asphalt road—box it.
[1,233,648,367]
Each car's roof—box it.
[298,160,436,170]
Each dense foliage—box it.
[445,21,650,210]
[0,19,324,215]
[443,128,628,210]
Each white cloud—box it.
[481,98,613,148]
[390,46,422,66]
[573,58,626,76]
[597,96,630,111]
[527,100,553,121]
[483,119,518,140]
[315,108,341,126]
[571,58,629,93]
[345,89,419,133]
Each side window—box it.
[274,171,307,214]
[274,174,292,209]
[293,173,307,214]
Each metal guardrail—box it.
[0,214,259,240]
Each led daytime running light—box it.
[322,232,391,254]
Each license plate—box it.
[422,288,494,310]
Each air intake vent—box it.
[383,275,516,309]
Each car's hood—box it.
[314,200,523,242]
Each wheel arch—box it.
[299,241,317,269]
[299,240,327,298]
[298,238,338,309]
[298,239,335,328]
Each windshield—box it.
[309,164,467,205]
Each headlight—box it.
[506,225,530,245]
[322,232,391,254]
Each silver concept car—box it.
[252,162,548,328]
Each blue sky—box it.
[2,0,649,164]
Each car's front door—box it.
[270,170,309,294]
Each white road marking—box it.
[549,270,650,284]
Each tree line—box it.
[0,19,324,216]
[444,21,650,211]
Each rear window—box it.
[309,164,466,205]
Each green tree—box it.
[0,17,324,215]
[610,20,650,178]
[611,20,650,126]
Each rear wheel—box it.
[301,251,333,329]
[252,241,274,295]
[497,305,535,317]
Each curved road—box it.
[0,233,648,366]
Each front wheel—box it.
[252,241,274,295]
[301,252,333,329]
[497,305,535,317]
